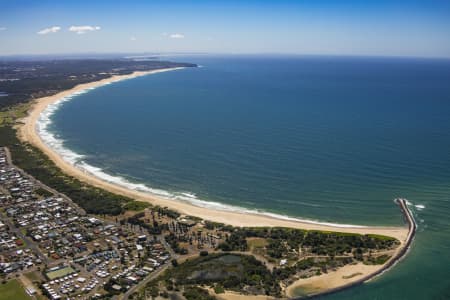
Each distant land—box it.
[0,57,418,299]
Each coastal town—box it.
[0,146,175,299]
[2,1,447,298]
[0,59,415,300]
[0,144,414,300]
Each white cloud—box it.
[169,33,184,39]
[130,36,137,41]
[69,25,101,34]
[37,26,61,35]
[0,27,6,31]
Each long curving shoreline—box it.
[15,68,414,298]
[17,67,409,239]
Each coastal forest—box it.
[0,59,404,299]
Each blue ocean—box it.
[45,55,450,299]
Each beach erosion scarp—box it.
[15,67,414,298]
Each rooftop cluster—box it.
[0,147,172,299]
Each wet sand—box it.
[16,68,412,299]
[17,67,409,240]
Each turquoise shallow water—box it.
[47,55,450,299]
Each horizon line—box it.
[1,51,450,61]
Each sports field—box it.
[0,279,30,300]
[46,266,76,280]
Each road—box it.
[0,214,49,265]
[120,261,171,300]
[119,235,178,300]
[1,148,49,265]
[3,146,183,300]
[3,147,86,216]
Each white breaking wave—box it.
[402,199,425,211]
[76,161,174,198]
[36,79,368,229]
[415,204,425,210]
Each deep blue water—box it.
[49,55,450,299]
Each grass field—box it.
[247,237,268,251]
[46,266,76,280]
[0,279,31,300]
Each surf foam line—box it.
[36,77,369,229]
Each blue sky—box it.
[1,0,450,57]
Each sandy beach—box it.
[14,67,414,298]
[17,67,409,241]
[285,263,381,298]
